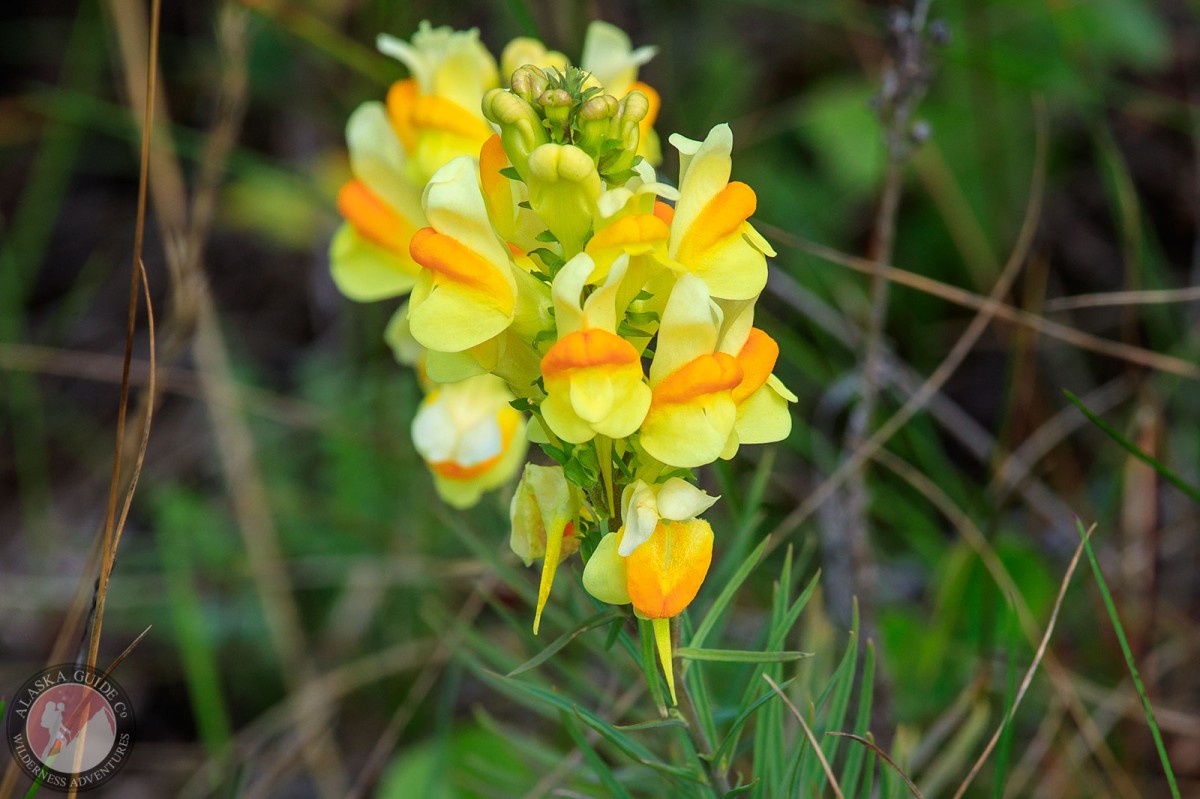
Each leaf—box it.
[1078,519,1181,798]
[614,718,687,732]
[507,611,624,677]
[535,229,559,243]
[838,641,875,797]
[472,668,704,783]
[499,166,523,182]
[1064,389,1200,505]
[676,648,812,663]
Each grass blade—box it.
[676,648,812,664]
[507,611,623,677]
[1064,389,1200,504]
[839,640,875,797]
[1077,519,1181,798]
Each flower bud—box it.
[509,64,549,104]
[510,464,582,633]
[501,40,567,86]
[482,88,548,177]
[526,143,602,256]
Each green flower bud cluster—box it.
[484,65,649,187]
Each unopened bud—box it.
[510,65,549,103]
[580,94,619,122]
[617,90,650,126]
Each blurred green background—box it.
[1,0,1198,796]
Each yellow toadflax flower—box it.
[377,22,499,186]
[639,275,744,468]
[668,124,776,301]
[717,300,798,456]
[539,253,652,444]
[412,374,528,509]
[407,156,519,354]
[582,510,715,703]
[330,103,426,302]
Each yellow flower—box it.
[412,374,528,509]
[407,156,519,353]
[540,254,652,443]
[500,37,568,82]
[668,124,776,300]
[377,22,498,185]
[330,103,426,301]
[581,514,715,703]
[510,464,583,634]
[639,275,744,467]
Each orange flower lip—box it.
[676,181,757,259]
[652,352,743,406]
[337,180,413,253]
[653,200,675,226]
[387,78,492,153]
[587,213,669,252]
[625,518,713,619]
[409,227,514,302]
[732,328,779,404]
[541,328,641,378]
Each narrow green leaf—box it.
[840,640,875,797]
[614,718,687,732]
[499,166,524,182]
[802,604,859,792]
[507,611,623,676]
[677,648,812,663]
[562,711,635,799]
[473,668,703,783]
[1064,389,1200,504]
[1078,519,1181,798]
[535,229,558,243]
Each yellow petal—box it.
[329,222,419,302]
[422,157,516,272]
[582,532,631,605]
[346,101,425,226]
[668,124,733,249]
[655,477,719,522]
[641,354,743,468]
[580,21,657,97]
[649,275,721,385]
[735,376,794,445]
[407,228,515,352]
